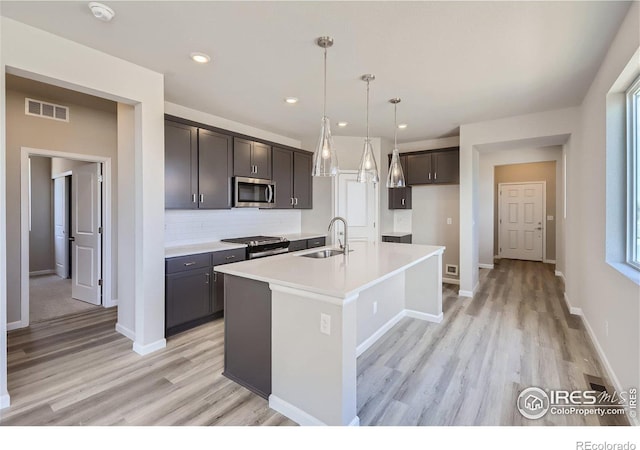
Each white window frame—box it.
[627,75,640,270]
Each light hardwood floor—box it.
[0,260,626,426]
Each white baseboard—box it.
[554,270,566,283]
[478,263,494,270]
[133,338,166,356]
[494,255,501,260]
[103,298,118,308]
[115,323,135,341]
[459,290,474,298]
[579,312,636,424]
[543,259,556,264]
[0,392,10,409]
[29,269,55,276]
[7,320,26,331]
[442,277,460,285]
[269,394,359,426]
[405,309,443,323]
[356,311,405,357]
[563,292,583,316]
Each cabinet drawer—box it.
[166,253,211,274]
[307,237,326,248]
[288,239,307,252]
[212,248,247,266]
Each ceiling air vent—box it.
[25,98,69,122]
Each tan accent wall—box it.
[5,79,117,323]
[28,156,53,273]
[494,161,556,260]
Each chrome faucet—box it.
[328,216,349,254]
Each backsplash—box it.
[165,209,302,246]
[394,210,412,233]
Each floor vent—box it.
[25,98,69,122]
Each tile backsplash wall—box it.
[165,209,302,246]
[394,210,412,233]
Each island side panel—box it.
[404,253,443,322]
[270,286,359,426]
[223,275,272,399]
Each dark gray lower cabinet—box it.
[307,237,326,248]
[382,234,412,244]
[288,239,307,252]
[223,275,272,399]
[165,267,212,331]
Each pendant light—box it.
[312,36,339,177]
[386,98,406,188]
[357,74,379,184]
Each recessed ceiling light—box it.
[88,2,115,22]
[337,121,348,127]
[285,97,299,104]
[397,123,408,129]
[190,52,211,64]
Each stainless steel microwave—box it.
[233,177,276,208]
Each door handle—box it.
[294,197,298,206]
[535,227,542,231]
[192,194,197,203]
[266,185,273,203]
[290,197,294,206]
[205,272,210,284]
[184,261,196,266]
[68,237,75,242]
[428,172,431,180]
[434,172,437,180]
[401,198,405,206]
[199,194,204,203]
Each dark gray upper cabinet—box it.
[272,147,293,208]
[432,150,459,184]
[271,147,313,209]
[389,186,412,209]
[198,129,233,208]
[165,121,198,209]
[406,152,433,185]
[398,147,459,186]
[293,151,312,209]
[233,137,272,180]
[164,119,232,210]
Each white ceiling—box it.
[0,1,631,144]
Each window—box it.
[627,75,640,269]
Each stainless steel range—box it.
[221,235,289,259]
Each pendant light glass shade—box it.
[357,74,379,184]
[313,116,339,176]
[386,98,406,188]
[312,36,339,177]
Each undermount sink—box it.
[300,249,346,259]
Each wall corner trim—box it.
[0,392,10,410]
[478,263,494,270]
[442,277,461,285]
[405,310,443,323]
[132,339,166,356]
[459,289,474,298]
[115,323,135,341]
[563,292,582,316]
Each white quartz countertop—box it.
[381,232,412,237]
[165,241,247,258]
[281,233,327,241]
[215,241,445,299]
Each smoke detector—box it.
[89,2,115,22]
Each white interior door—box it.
[53,176,69,278]
[71,163,102,305]
[499,182,544,261]
[336,172,377,244]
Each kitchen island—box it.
[215,240,445,426]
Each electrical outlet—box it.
[320,313,331,335]
[373,301,378,315]
[605,320,609,337]
[447,218,452,225]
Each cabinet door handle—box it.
[401,198,405,206]
[199,194,204,203]
[213,272,218,282]
[434,172,437,180]
[192,194,197,203]
[294,197,298,205]
[205,272,210,284]
[428,172,431,180]
[226,255,236,260]
[290,197,294,206]
[184,261,196,267]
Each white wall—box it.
[571,2,639,396]
[478,146,564,269]
[1,16,166,407]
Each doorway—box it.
[21,148,113,327]
[334,171,379,244]
[498,181,546,261]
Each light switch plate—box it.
[547,215,554,221]
[446,218,452,225]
